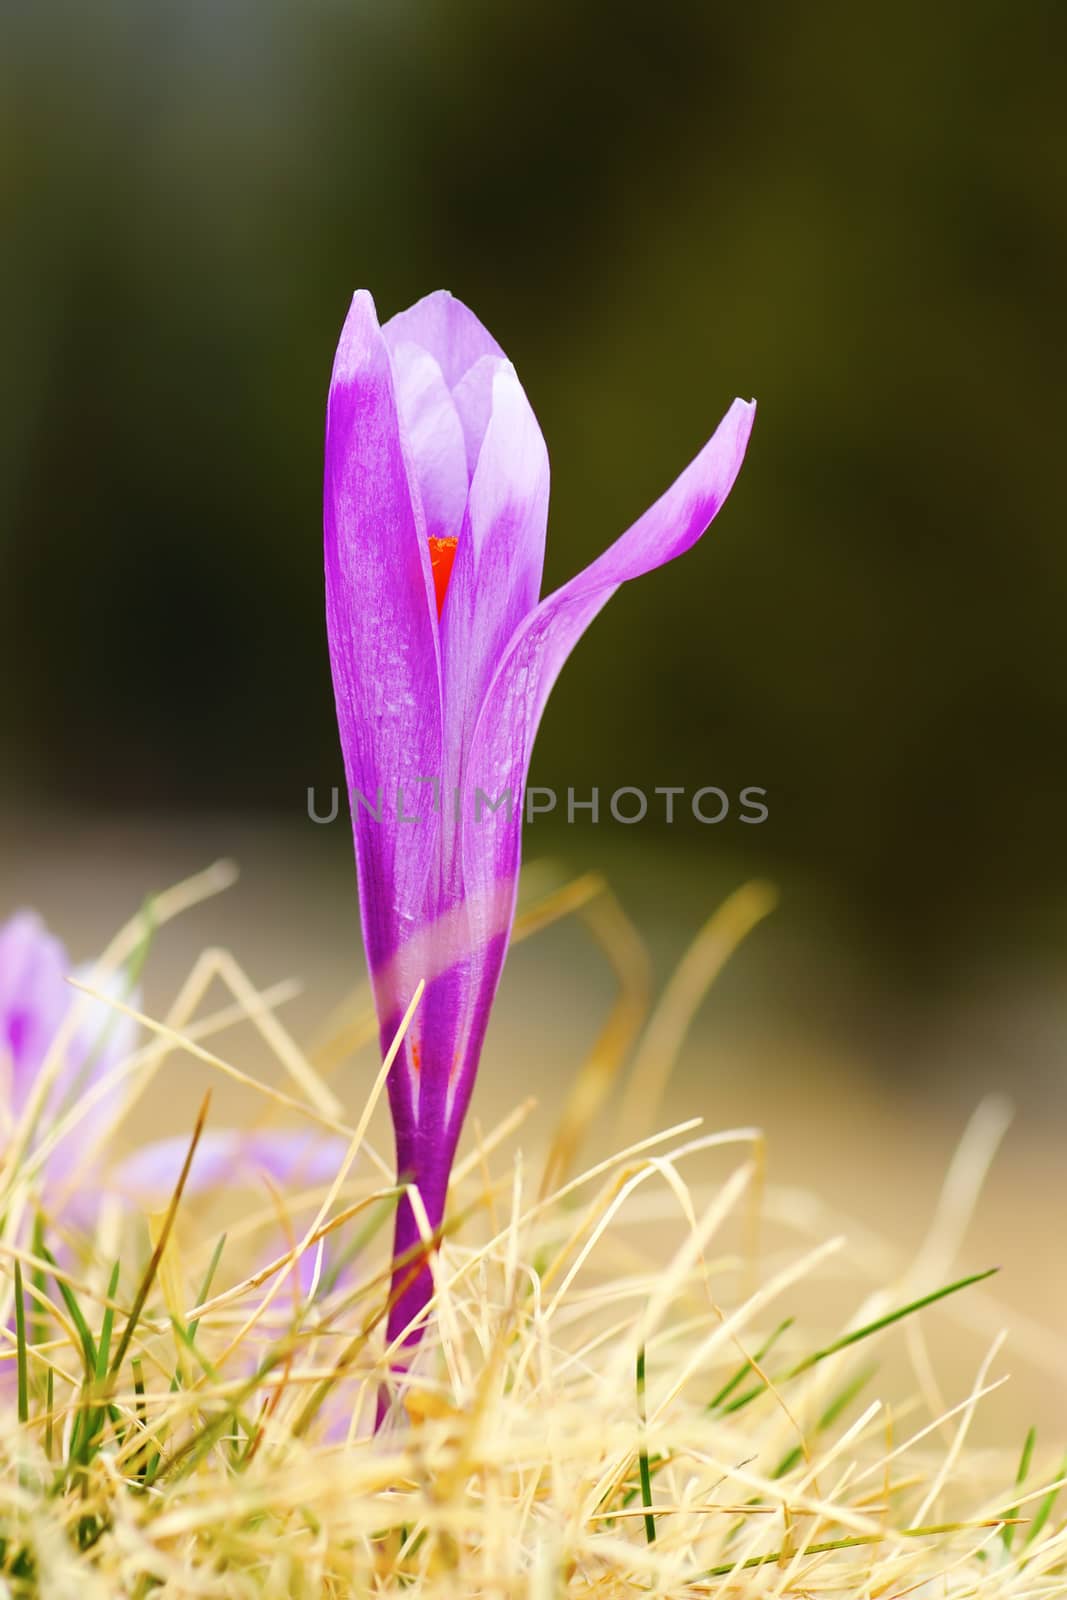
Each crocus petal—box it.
[0,912,69,1094]
[440,363,550,824]
[387,400,752,1348]
[41,962,140,1185]
[463,398,757,938]
[450,353,503,476]
[115,1133,355,1328]
[114,1128,351,1205]
[0,911,136,1123]
[0,909,145,1222]
[325,290,444,1014]
[383,290,504,392]
[383,934,506,1346]
[388,340,469,546]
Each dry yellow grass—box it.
[0,866,1063,1597]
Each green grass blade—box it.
[188,1233,226,1342]
[1024,1450,1067,1550]
[129,1357,149,1481]
[314,1196,395,1300]
[723,1268,998,1415]
[773,1362,878,1479]
[31,1213,48,1354]
[75,1260,126,1469]
[129,1238,229,1490]
[39,1243,97,1378]
[790,1269,999,1376]
[1002,1425,1036,1552]
[636,1345,656,1544]
[703,1519,1011,1578]
[618,1317,800,1514]
[45,1367,54,1459]
[14,1259,29,1426]
[708,1317,794,1412]
[109,1093,209,1378]
[95,1260,122,1380]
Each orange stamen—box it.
[428,536,458,618]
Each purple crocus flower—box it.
[115,1127,351,1302]
[324,290,754,1347]
[115,1127,349,1220]
[1,910,344,1222]
[0,909,138,1192]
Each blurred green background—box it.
[3,0,1067,991]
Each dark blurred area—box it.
[3,0,1067,991]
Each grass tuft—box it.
[0,868,1062,1596]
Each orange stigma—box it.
[428,536,458,618]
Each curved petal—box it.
[450,353,502,476]
[440,363,549,823]
[0,913,135,1131]
[388,340,469,545]
[113,1131,353,1312]
[383,290,505,390]
[325,292,444,1014]
[40,964,141,1184]
[462,398,757,941]
[385,400,757,1345]
[69,962,139,1078]
[0,911,69,1095]
[113,1128,351,1205]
